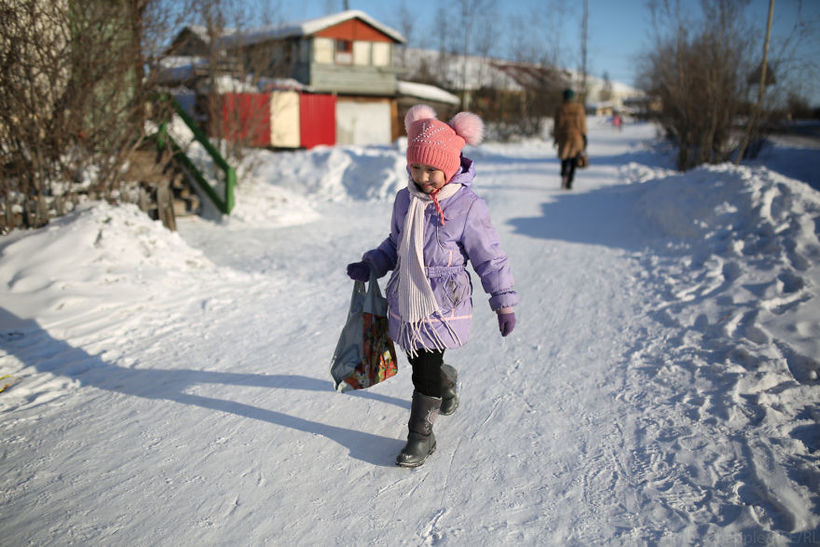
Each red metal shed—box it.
[219,92,336,149]
[220,93,270,147]
[300,94,336,148]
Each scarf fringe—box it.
[400,316,462,359]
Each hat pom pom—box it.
[404,104,437,133]
[450,112,484,145]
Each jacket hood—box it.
[450,155,476,189]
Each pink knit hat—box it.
[405,105,484,182]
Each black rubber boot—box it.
[440,364,459,416]
[396,392,441,468]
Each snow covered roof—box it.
[257,77,309,92]
[398,48,526,93]
[185,25,212,44]
[397,81,459,105]
[156,56,208,84]
[203,74,257,94]
[396,48,644,105]
[217,10,405,49]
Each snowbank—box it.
[633,163,820,378]
[0,202,216,324]
[236,144,407,204]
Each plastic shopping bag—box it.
[330,271,398,392]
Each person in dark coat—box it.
[553,88,587,189]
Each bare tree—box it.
[507,1,569,69]
[434,4,450,88]
[579,0,589,101]
[599,71,613,103]
[496,3,571,138]
[639,0,816,170]
[473,2,499,100]
[451,0,495,109]
[171,0,292,160]
[735,0,773,164]
[639,0,758,170]
[0,0,183,230]
[396,0,416,68]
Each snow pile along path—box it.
[238,144,407,203]
[0,202,259,413]
[624,162,820,537]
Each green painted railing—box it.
[154,96,236,215]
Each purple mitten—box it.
[497,312,516,337]
[346,261,371,282]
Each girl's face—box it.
[410,163,447,193]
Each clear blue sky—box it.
[241,0,819,104]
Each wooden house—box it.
[165,10,406,147]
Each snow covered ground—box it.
[1,119,818,545]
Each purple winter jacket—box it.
[362,156,518,353]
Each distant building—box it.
[395,47,645,115]
[396,80,460,126]
[163,10,432,147]
[159,10,648,150]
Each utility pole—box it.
[580,0,588,102]
[736,0,774,164]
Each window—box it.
[312,37,390,67]
[372,42,390,67]
[313,37,334,64]
[335,39,353,64]
[299,40,310,64]
[353,41,370,66]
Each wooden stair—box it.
[124,147,202,230]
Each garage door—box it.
[336,100,392,146]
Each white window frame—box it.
[353,41,371,66]
[372,42,391,67]
[313,37,334,64]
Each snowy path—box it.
[1,122,818,545]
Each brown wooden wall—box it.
[315,19,395,43]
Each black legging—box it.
[408,349,445,398]
[561,156,578,187]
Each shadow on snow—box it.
[0,308,405,467]
[505,182,651,253]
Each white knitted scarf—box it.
[397,180,462,356]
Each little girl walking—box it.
[346,105,518,467]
